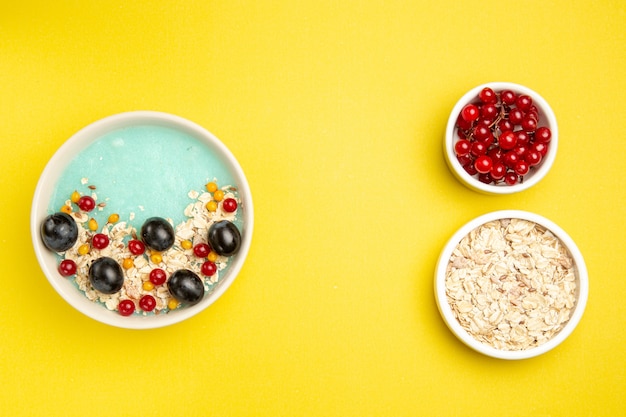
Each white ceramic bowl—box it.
[444,82,558,194]
[434,210,588,359]
[31,111,253,329]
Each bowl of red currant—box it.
[444,82,558,194]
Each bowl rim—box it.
[434,210,588,359]
[31,110,254,329]
[444,82,559,194]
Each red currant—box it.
[515,130,530,146]
[149,268,167,285]
[497,119,513,132]
[470,141,487,157]
[478,173,493,184]
[222,198,238,213]
[490,162,507,180]
[521,116,537,132]
[456,114,472,131]
[463,163,478,176]
[457,154,472,166]
[535,126,552,143]
[454,88,546,187]
[504,151,519,168]
[514,160,530,176]
[92,233,109,249]
[488,147,504,163]
[480,133,494,147]
[477,118,492,127]
[515,95,533,111]
[201,261,217,276]
[128,239,146,255]
[118,299,135,316]
[58,259,77,276]
[526,149,542,166]
[498,131,517,150]
[478,87,497,103]
[77,196,96,212]
[139,295,156,312]
[474,155,493,174]
[513,144,529,159]
[480,103,499,121]
[193,243,211,258]
[454,139,471,156]
[504,172,519,185]
[473,125,492,142]
[508,108,524,125]
[501,90,517,105]
[461,104,480,122]
[532,142,549,157]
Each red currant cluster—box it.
[454,87,552,185]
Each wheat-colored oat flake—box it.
[445,218,577,351]
[63,185,239,315]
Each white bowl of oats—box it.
[31,111,253,329]
[435,210,588,359]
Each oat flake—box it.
[445,218,577,351]
[62,185,240,315]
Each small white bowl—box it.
[434,210,588,360]
[444,82,558,194]
[31,111,254,329]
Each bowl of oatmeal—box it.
[444,82,558,194]
[434,210,588,359]
[31,111,253,329]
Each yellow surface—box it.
[1,1,624,416]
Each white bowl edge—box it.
[435,210,588,359]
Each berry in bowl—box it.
[31,111,253,329]
[434,210,588,359]
[444,82,558,194]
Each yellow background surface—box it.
[1,1,624,416]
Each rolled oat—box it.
[61,184,240,315]
[445,218,577,351]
